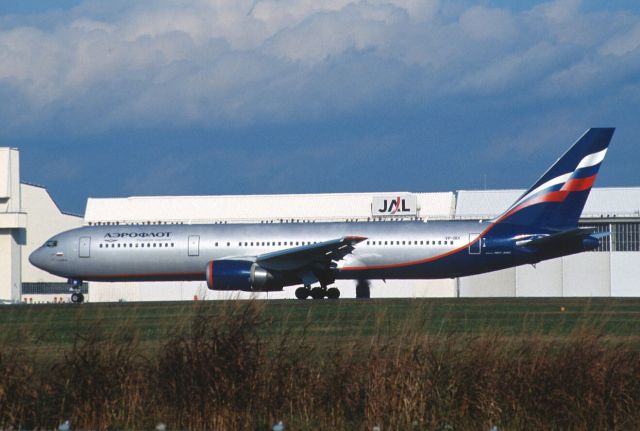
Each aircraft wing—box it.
[255,236,367,272]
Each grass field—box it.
[1,298,640,429]
[2,298,639,354]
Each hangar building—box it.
[3,147,639,302]
[0,148,83,303]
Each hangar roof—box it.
[454,187,640,219]
[84,192,456,224]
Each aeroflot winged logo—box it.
[104,232,172,242]
[372,195,417,216]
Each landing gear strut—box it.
[295,284,341,300]
[355,279,370,299]
[68,279,85,303]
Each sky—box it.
[1,0,639,215]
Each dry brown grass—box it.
[1,301,639,430]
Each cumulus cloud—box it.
[0,0,639,138]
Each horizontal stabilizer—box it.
[516,227,596,249]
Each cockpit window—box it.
[45,240,58,248]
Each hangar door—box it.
[79,237,91,258]
[188,235,200,256]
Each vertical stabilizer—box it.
[493,128,614,231]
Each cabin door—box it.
[468,233,481,255]
[188,235,200,256]
[79,236,91,258]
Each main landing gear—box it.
[68,279,85,304]
[295,284,340,300]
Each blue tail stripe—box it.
[571,164,601,179]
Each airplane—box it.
[29,128,614,303]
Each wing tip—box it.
[344,235,368,243]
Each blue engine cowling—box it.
[205,260,281,292]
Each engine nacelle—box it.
[205,260,281,292]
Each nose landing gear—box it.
[71,292,85,303]
[68,279,85,303]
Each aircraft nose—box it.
[29,248,47,269]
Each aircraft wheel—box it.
[295,287,309,300]
[77,293,85,303]
[310,287,325,300]
[71,292,80,303]
[326,287,340,299]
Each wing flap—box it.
[256,236,367,271]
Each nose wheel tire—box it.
[71,292,85,303]
[295,287,310,300]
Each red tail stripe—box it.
[502,190,568,219]
[561,175,596,192]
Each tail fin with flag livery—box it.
[491,128,614,233]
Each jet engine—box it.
[205,260,281,292]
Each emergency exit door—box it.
[79,236,91,258]
[188,235,200,256]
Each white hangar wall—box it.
[459,252,640,298]
[84,192,456,224]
